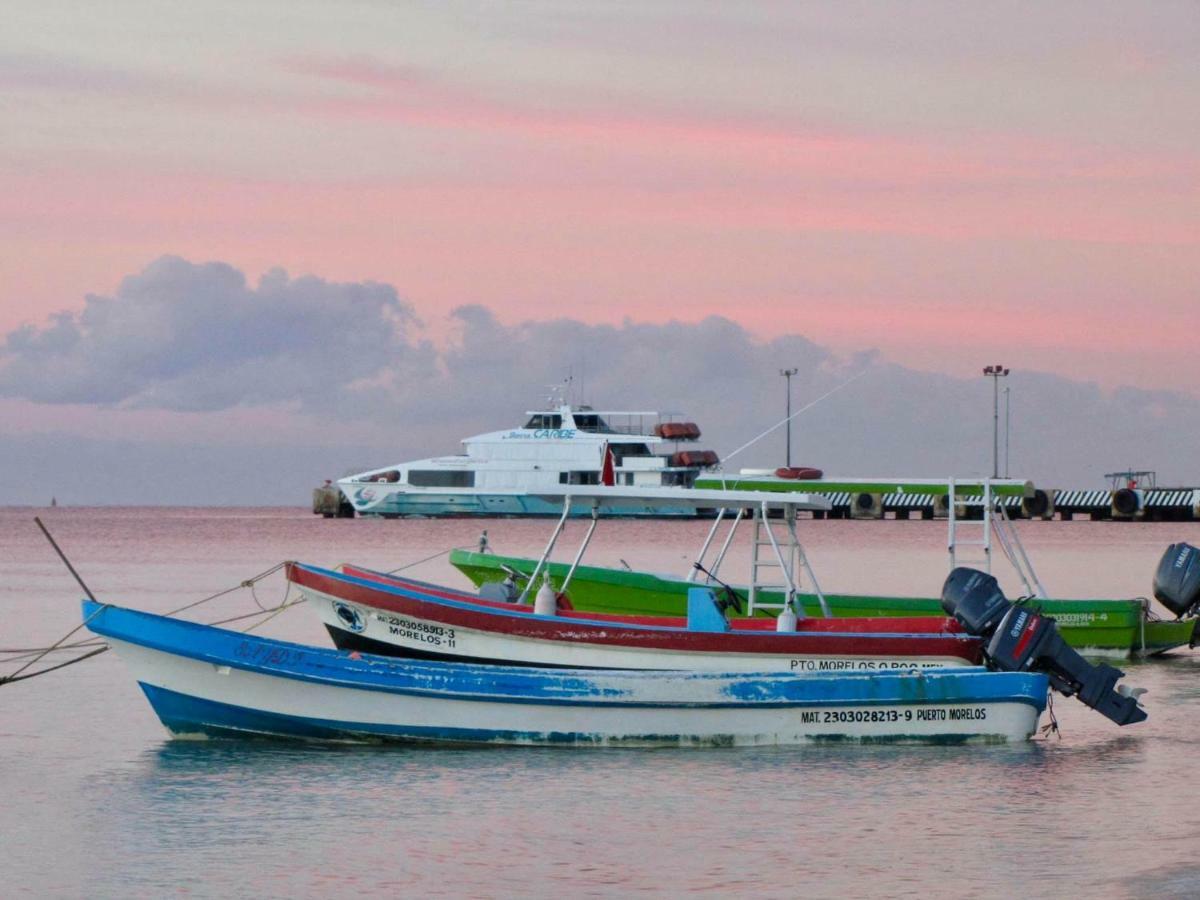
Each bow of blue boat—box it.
[81,600,1045,705]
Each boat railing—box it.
[688,500,829,619]
[948,478,1047,599]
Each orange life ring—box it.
[774,466,823,480]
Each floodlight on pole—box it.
[1004,386,1011,478]
[982,365,1010,479]
[780,367,798,467]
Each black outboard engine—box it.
[941,567,1147,726]
[478,565,526,603]
[1153,543,1200,619]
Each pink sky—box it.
[2,2,1198,391]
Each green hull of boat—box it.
[449,550,1196,658]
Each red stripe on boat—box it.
[286,563,982,662]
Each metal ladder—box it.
[947,477,993,572]
[947,478,1047,598]
[748,502,829,617]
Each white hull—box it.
[107,637,1041,746]
[303,587,973,673]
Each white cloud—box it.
[0,256,424,412]
[2,255,1197,504]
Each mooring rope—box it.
[717,369,870,469]
[1,560,297,688]
[160,561,290,618]
[238,578,298,633]
[384,545,461,575]
[0,647,110,685]
[0,601,112,685]
[1037,691,1061,740]
[0,637,105,657]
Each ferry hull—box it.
[83,602,1046,746]
[345,487,699,518]
[449,550,1197,658]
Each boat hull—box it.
[83,602,1046,746]
[289,563,981,672]
[449,550,1197,658]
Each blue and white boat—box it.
[339,401,722,517]
[83,600,1049,745]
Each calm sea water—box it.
[3,507,1200,898]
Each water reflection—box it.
[7,508,1200,897]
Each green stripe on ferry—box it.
[694,477,1033,497]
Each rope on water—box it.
[1,560,297,688]
[1037,691,1061,740]
[384,545,463,575]
[161,561,290,618]
[0,601,111,686]
[236,578,298,633]
[0,647,109,685]
[0,638,107,663]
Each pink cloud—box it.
[2,53,1196,396]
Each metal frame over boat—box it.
[445,486,1197,657]
[288,562,983,672]
[82,600,1048,745]
[453,550,1194,658]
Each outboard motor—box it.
[941,567,1147,727]
[477,565,525,603]
[1153,543,1200,619]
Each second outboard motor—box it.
[1153,543,1200,619]
[941,567,1147,727]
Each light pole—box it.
[780,367,798,467]
[982,364,1010,479]
[1003,386,1011,478]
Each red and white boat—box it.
[287,563,983,673]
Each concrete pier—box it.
[810,487,1199,521]
[312,481,355,518]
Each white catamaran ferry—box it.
[339,403,721,517]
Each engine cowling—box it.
[941,567,1147,727]
[1153,543,1200,619]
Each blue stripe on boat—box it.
[84,601,1048,712]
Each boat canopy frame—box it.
[500,480,1047,615]
[505,485,831,616]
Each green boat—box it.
[446,483,1196,658]
[449,549,1196,658]
[693,474,1033,498]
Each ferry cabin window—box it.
[662,470,696,487]
[611,443,650,460]
[407,470,475,488]
[558,471,600,485]
[572,414,615,434]
[524,414,563,429]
